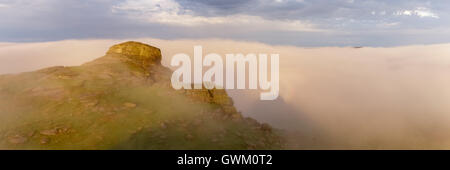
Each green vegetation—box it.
[0,41,283,150]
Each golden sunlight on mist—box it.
[1,39,450,149]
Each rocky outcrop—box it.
[107,41,162,69]
[107,41,238,115]
[183,88,237,115]
[0,41,283,150]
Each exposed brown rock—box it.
[107,41,162,68]
[8,135,27,144]
[40,129,58,136]
[40,137,51,145]
[123,102,137,108]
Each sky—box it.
[0,0,449,47]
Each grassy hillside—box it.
[0,41,284,149]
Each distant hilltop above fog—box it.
[0,41,283,149]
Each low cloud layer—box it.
[1,38,450,149]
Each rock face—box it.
[8,135,27,144]
[0,41,283,150]
[184,88,237,114]
[107,41,162,69]
[108,41,237,115]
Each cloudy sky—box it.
[0,0,449,46]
